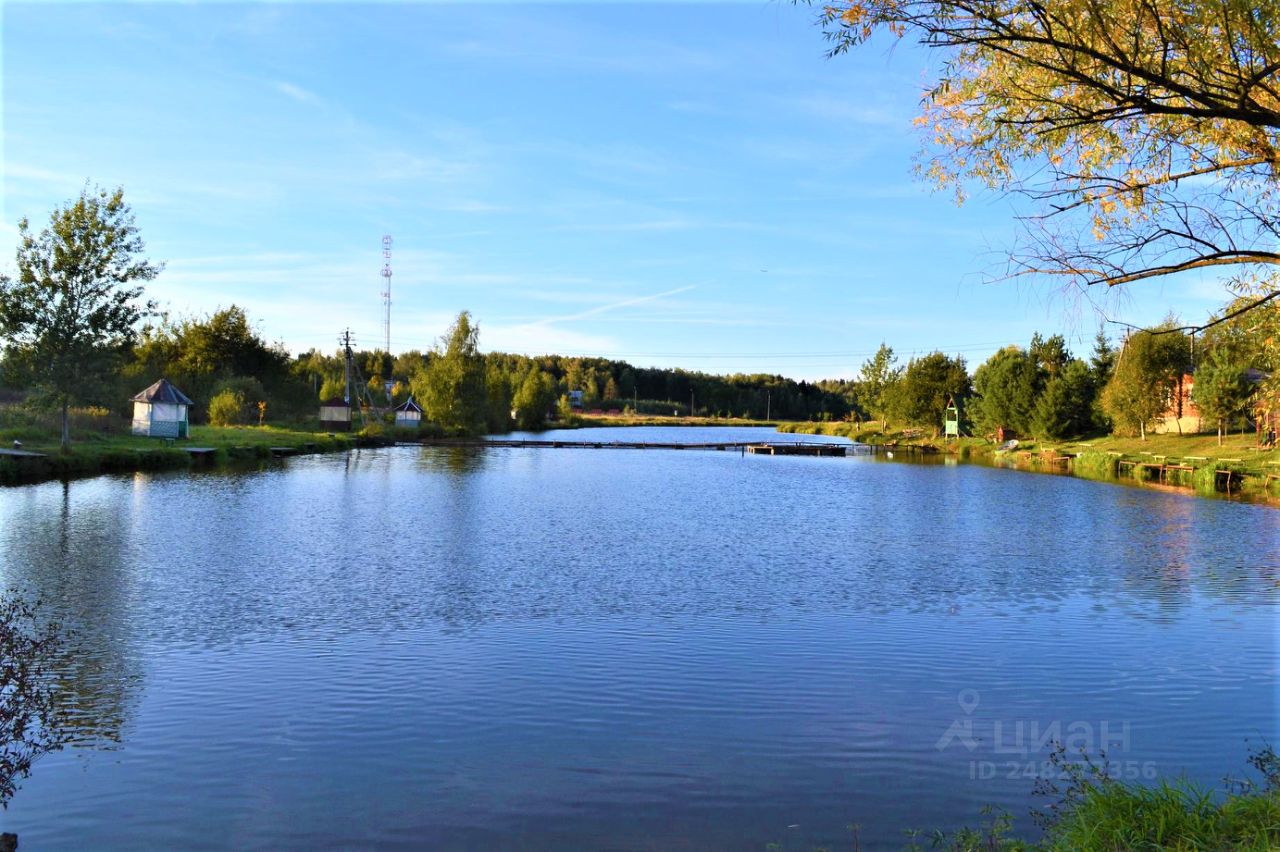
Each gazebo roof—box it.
[131,378,192,405]
[394,396,423,413]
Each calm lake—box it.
[0,426,1275,849]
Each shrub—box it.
[1072,451,1118,480]
[207,389,248,427]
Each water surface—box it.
[0,427,1275,849]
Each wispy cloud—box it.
[272,80,322,106]
[520,285,698,328]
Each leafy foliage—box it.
[1192,348,1254,444]
[814,0,1280,315]
[1032,360,1096,440]
[0,594,69,807]
[971,346,1039,436]
[127,306,306,422]
[1100,326,1191,438]
[412,312,488,436]
[0,186,159,449]
[857,343,901,427]
[207,388,249,427]
[893,351,971,433]
[512,366,557,430]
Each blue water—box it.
[0,427,1275,849]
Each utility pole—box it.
[690,388,695,418]
[341,329,354,406]
[766,390,771,421]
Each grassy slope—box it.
[779,420,1280,499]
[780,420,1277,464]
[0,421,360,485]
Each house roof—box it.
[395,396,423,413]
[131,378,192,405]
[320,397,351,408]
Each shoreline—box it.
[3,418,1277,505]
[779,421,1280,504]
[0,426,385,486]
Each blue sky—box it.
[1,2,1230,380]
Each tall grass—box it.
[918,744,1280,852]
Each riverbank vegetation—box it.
[904,744,1280,852]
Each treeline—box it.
[298,312,864,433]
[850,291,1277,443]
[3,186,1274,445]
[0,304,860,434]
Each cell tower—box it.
[381,235,393,355]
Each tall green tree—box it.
[512,365,557,430]
[895,351,971,434]
[1192,349,1254,445]
[412,311,487,436]
[1029,333,1070,380]
[1032,359,1096,440]
[857,342,901,428]
[0,186,159,450]
[484,361,513,433]
[971,346,1038,436]
[1100,328,1190,439]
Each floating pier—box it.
[744,442,850,456]
[0,448,48,459]
[410,438,870,456]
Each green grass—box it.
[916,745,1280,852]
[1042,781,1280,851]
[0,413,364,485]
[778,420,1278,500]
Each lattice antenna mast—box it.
[381,235,393,356]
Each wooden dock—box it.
[0,448,48,459]
[744,442,851,456]
[409,438,870,456]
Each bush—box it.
[1072,451,1119,480]
[207,389,248,427]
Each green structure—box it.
[944,395,961,438]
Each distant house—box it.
[394,396,423,429]
[131,379,192,438]
[567,390,584,410]
[1157,372,1201,434]
[319,397,352,432]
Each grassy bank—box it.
[0,423,364,485]
[779,421,1280,500]
[914,746,1280,852]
